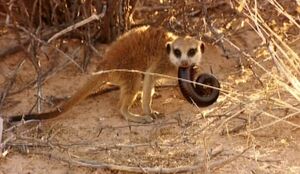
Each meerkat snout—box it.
[167,37,204,68]
[180,60,189,67]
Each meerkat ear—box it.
[166,42,171,54]
[200,42,205,53]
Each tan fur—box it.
[94,26,179,123]
[10,26,204,123]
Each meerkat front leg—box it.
[119,78,153,123]
[142,73,164,119]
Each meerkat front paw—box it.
[141,115,154,123]
[150,111,165,119]
[127,115,154,123]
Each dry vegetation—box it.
[0,0,300,173]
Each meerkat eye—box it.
[166,43,171,54]
[173,49,181,58]
[187,48,197,57]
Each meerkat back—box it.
[99,26,178,72]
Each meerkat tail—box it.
[8,74,107,122]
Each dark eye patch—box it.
[187,48,197,57]
[173,49,181,58]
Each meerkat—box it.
[9,26,205,123]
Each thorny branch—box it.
[0,59,26,112]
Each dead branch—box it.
[210,146,251,171]
[202,4,230,59]
[0,26,62,58]
[13,24,83,72]
[47,12,107,43]
[0,59,26,112]
[28,145,228,174]
[8,46,83,96]
[0,117,3,150]
[0,35,29,58]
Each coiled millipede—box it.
[178,66,220,107]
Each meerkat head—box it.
[166,37,204,67]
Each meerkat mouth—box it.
[179,63,195,68]
[179,65,190,68]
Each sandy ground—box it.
[0,30,300,174]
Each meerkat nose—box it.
[180,60,189,67]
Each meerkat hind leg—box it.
[142,74,164,119]
[119,82,153,123]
